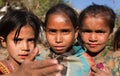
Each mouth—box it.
[54,46,65,51]
[18,54,29,59]
[88,44,98,48]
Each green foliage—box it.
[0,0,3,6]
[21,0,64,21]
[0,0,64,21]
[116,15,120,27]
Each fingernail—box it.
[57,65,63,70]
[56,72,61,76]
[52,60,58,64]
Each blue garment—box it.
[36,45,91,76]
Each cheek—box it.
[81,35,88,42]
[29,43,35,51]
[64,35,75,45]
[98,35,109,44]
[6,41,16,50]
[7,44,18,56]
[46,35,54,44]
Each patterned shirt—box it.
[94,49,120,76]
[36,45,95,76]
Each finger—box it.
[91,66,101,73]
[25,47,39,61]
[48,72,62,76]
[104,66,112,73]
[55,72,62,76]
[37,64,63,76]
[91,71,98,76]
[32,59,60,68]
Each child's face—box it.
[1,25,35,63]
[80,17,111,53]
[45,13,78,54]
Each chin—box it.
[18,59,25,63]
[55,52,64,55]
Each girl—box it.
[78,4,116,76]
[36,3,95,76]
[110,26,120,76]
[0,9,42,74]
[113,26,120,51]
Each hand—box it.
[5,47,63,76]
[91,65,113,76]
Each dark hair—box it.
[113,27,120,51]
[0,9,43,47]
[44,3,78,29]
[78,4,116,33]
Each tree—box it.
[0,0,64,20]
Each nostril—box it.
[24,49,30,52]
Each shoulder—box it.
[73,45,86,55]
[112,51,120,66]
[112,51,120,58]
[110,51,120,76]
[83,53,95,66]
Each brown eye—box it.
[14,38,21,43]
[96,30,105,33]
[28,38,35,42]
[14,38,20,42]
[82,29,92,33]
[49,29,56,33]
[61,29,70,34]
[47,29,57,34]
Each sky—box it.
[64,0,120,13]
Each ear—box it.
[0,36,7,48]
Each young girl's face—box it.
[45,13,78,54]
[80,17,111,53]
[1,25,35,63]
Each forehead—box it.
[47,12,71,23]
[19,25,33,32]
[46,13,73,29]
[81,17,110,30]
[11,25,34,36]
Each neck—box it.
[86,47,106,58]
[50,46,73,55]
[7,57,20,72]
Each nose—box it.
[55,32,62,43]
[89,33,97,42]
[22,41,29,51]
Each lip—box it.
[88,44,98,48]
[54,46,64,51]
[19,54,29,58]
